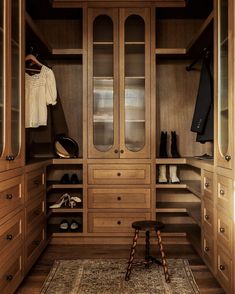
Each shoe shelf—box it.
[155,180,201,197]
[48,224,83,237]
[47,183,83,191]
[52,158,83,164]
[156,158,187,164]
[49,208,83,213]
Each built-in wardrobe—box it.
[0,0,234,293]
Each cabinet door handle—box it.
[6,155,15,161]
[117,172,121,177]
[6,194,13,200]
[205,214,209,220]
[219,189,225,195]
[225,155,231,161]
[205,246,209,252]
[205,182,209,188]
[219,265,225,271]
[6,234,13,240]
[117,196,121,201]
[117,221,121,225]
[6,275,13,281]
[114,149,119,154]
[220,227,225,233]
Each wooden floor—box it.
[16,244,225,294]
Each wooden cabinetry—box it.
[0,0,24,172]
[87,8,151,159]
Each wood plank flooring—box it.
[16,244,225,293]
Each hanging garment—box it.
[190,52,213,143]
[25,65,57,128]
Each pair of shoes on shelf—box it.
[49,193,81,209]
[159,131,180,158]
[60,173,80,184]
[59,219,80,232]
[158,165,180,184]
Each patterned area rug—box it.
[40,259,200,294]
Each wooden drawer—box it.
[202,233,214,270]
[0,210,24,256]
[203,170,213,201]
[26,168,45,203]
[88,212,151,233]
[216,246,232,293]
[0,246,23,294]
[0,175,24,220]
[88,188,151,209]
[88,164,151,185]
[216,209,233,255]
[25,194,45,235]
[25,223,46,273]
[202,199,214,234]
[217,175,232,215]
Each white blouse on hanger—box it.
[25,65,57,128]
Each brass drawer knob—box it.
[219,189,225,195]
[205,182,209,188]
[114,149,119,153]
[6,234,13,240]
[6,194,13,200]
[225,155,231,161]
[120,150,124,154]
[6,155,15,161]
[205,214,209,220]
[220,227,225,233]
[117,196,121,201]
[205,246,209,252]
[6,275,13,281]
[117,221,121,225]
[117,172,121,177]
[220,265,225,271]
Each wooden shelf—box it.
[52,158,83,164]
[47,183,83,191]
[50,208,83,213]
[156,158,187,164]
[162,223,199,233]
[52,48,83,56]
[155,48,186,57]
[93,42,113,45]
[156,183,187,189]
[186,203,201,226]
[186,157,214,171]
[184,180,201,198]
[125,42,145,45]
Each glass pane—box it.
[0,0,3,155]
[218,0,228,155]
[93,15,114,152]
[93,78,114,151]
[124,15,145,152]
[124,78,145,151]
[11,0,20,157]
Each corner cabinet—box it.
[87,8,151,159]
[215,0,234,169]
[0,0,24,172]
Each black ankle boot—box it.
[171,131,180,158]
[159,131,168,158]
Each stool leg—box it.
[145,230,150,268]
[156,230,170,283]
[125,229,139,281]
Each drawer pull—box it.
[205,182,210,188]
[6,194,13,200]
[219,189,225,195]
[117,221,121,225]
[117,172,121,177]
[6,275,13,281]
[220,227,225,233]
[34,240,40,246]
[120,150,124,154]
[225,155,231,161]
[6,234,13,240]
[205,214,209,220]
[6,155,15,161]
[205,246,209,252]
[117,196,121,201]
[219,265,225,271]
[34,208,41,216]
[114,149,119,154]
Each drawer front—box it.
[88,164,151,185]
[217,247,232,293]
[88,212,151,233]
[202,233,214,270]
[0,176,24,219]
[26,168,45,202]
[0,246,23,294]
[88,188,151,209]
[217,209,233,255]
[203,170,213,201]
[202,199,214,233]
[0,211,24,256]
[217,175,232,215]
[26,194,45,235]
[25,223,46,271]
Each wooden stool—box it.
[125,220,170,283]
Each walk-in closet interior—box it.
[0,0,234,293]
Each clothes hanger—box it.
[25,54,43,67]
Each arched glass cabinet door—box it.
[88,9,119,158]
[217,0,232,168]
[120,8,151,159]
